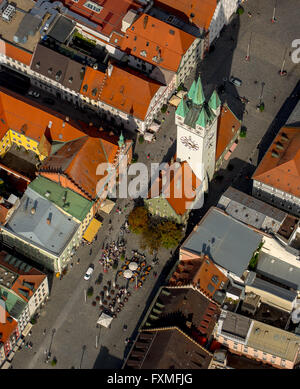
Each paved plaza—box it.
[11,0,300,369]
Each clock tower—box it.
[175,76,221,192]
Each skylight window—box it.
[83,1,103,13]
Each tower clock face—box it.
[180,136,199,151]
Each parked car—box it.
[84,265,94,280]
[28,90,40,98]
[42,97,55,105]
[229,76,242,87]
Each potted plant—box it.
[51,357,57,366]
[87,286,93,297]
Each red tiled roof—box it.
[0,311,18,345]
[39,135,119,200]
[216,104,241,161]
[99,63,162,120]
[1,40,33,66]
[61,0,140,38]
[0,87,85,143]
[0,204,9,224]
[150,157,201,216]
[0,251,47,303]
[120,14,196,72]
[252,127,300,197]
[154,0,217,30]
[80,66,106,100]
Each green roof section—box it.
[193,76,205,105]
[29,176,93,222]
[0,286,26,319]
[196,107,209,128]
[208,90,221,111]
[176,98,189,118]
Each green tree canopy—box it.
[159,221,183,249]
[128,206,149,234]
[140,223,162,254]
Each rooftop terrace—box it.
[0,0,39,52]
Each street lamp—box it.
[279,47,288,76]
[245,32,252,61]
[271,0,277,23]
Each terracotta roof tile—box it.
[120,14,196,72]
[99,63,162,120]
[39,135,119,200]
[0,250,47,303]
[150,158,201,216]
[80,66,106,100]
[155,0,217,30]
[216,104,241,161]
[2,41,33,66]
[61,0,140,38]
[0,311,18,345]
[252,127,300,197]
[0,87,86,143]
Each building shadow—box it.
[257,80,300,163]
[185,157,256,238]
[93,345,122,369]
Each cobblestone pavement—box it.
[11,0,300,369]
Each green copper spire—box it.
[176,98,189,118]
[193,76,205,105]
[196,107,209,128]
[208,90,221,111]
[118,132,125,148]
[187,80,196,101]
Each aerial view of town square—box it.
[0,0,299,376]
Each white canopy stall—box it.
[97,312,113,328]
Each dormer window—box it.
[55,70,62,81]
[68,76,73,84]
[35,61,40,69]
[48,67,52,75]
[92,88,97,96]
[83,84,88,92]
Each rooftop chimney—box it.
[143,15,148,29]
[107,64,113,77]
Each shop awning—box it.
[1,361,11,369]
[22,322,32,337]
[99,199,115,214]
[169,95,181,107]
[83,218,102,242]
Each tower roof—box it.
[187,80,197,101]
[208,90,221,111]
[196,107,209,128]
[187,77,205,105]
[118,132,125,148]
[176,98,189,118]
[193,76,205,105]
